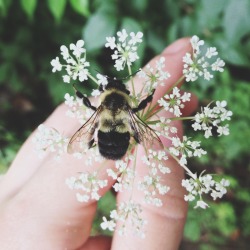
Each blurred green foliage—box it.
[0,0,250,249]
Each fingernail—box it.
[163,38,190,54]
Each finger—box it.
[111,38,192,249]
[1,153,113,249]
[79,235,112,250]
[112,110,186,250]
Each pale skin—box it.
[0,38,198,250]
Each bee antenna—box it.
[119,69,141,80]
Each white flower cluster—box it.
[158,87,191,117]
[66,171,108,202]
[105,29,143,71]
[107,157,136,192]
[101,200,147,238]
[64,93,94,125]
[192,100,233,138]
[90,73,108,97]
[169,136,207,166]
[182,173,230,209]
[183,35,225,82]
[137,57,171,91]
[139,150,170,207]
[153,117,178,139]
[51,40,90,83]
[32,124,69,159]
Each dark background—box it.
[0,0,250,249]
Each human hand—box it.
[0,38,197,250]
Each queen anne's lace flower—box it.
[169,136,207,167]
[192,100,233,138]
[183,35,225,82]
[32,124,69,159]
[66,171,108,202]
[137,57,171,91]
[107,157,136,192]
[64,93,94,125]
[158,87,191,117]
[182,172,230,209]
[50,40,90,83]
[101,200,147,238]
[105,29,143,71]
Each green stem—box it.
[167,75,185,94]
[87,73,98,84]
[146,120,161,125]
[129,146,138,200]
[169,116,194,121]
[165,148,196,178]
[127,65,134,93]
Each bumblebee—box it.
[68,75,162,160]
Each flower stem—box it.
[165,148,196,178]
[166,75,185,94]
[128,64,136,98]
[87,73,98,84]
[170,116,194,121]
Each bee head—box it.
[97,70,140,95]
[105,78,130,95]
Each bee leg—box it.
[73,85,97,111]
[88,138,95,148]
[99,84,104,92]
[133,131,140,143]
[132,89,156,113]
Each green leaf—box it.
[147,31,165,54]
[197,0,227,30]
[120,17,142,34]
[69,0,90,17]
[20,0,37,18]
[83,11,117,51]
[0,0,4,10]
[47,0,67,22]
[223,0,250,44]
[215,37,250,66]
[0,0,13,16]
[200,0,227,17]
[130,0,148,13]
[215,203,236,236]
[184,219,201,241]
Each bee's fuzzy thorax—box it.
[100,88,132,109]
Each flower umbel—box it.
[105,29,143,71]
[66,172,108,202]
[101,200,147,238]
[192,100,233,138]
[182,172,230,209]
[183,35,225,82]
[32,124,69,160]
[158,87,191,117]
[51,40,90,83]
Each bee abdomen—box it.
[98,130,130,160]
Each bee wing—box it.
[67,107,102,154]
[128,109,163,150]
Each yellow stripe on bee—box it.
[99,110,130,133]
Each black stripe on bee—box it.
[98,130,130,160]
